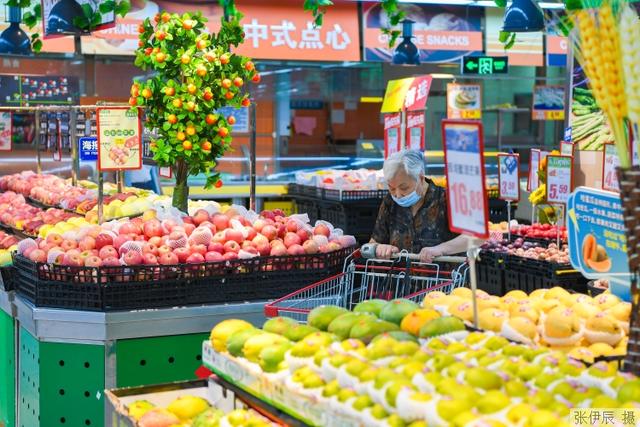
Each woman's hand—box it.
[375,244,399,259]
[419,246,444,263]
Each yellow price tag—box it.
[361,142,374,150]
[545,110,564,120]
[461,110,481,119]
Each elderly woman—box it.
[371,149,469,262]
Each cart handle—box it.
[392,252,467,264]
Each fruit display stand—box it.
[9,293,267,427]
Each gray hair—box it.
[383,149,425,182]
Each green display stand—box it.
[12,295,266,427]
[0,291,15,427]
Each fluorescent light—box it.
[430,73,455,79]
[360,96,383,103]
[538,2,565,8]
[398,0,474,5]
[474,0,498,6]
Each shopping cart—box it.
[264,249,469,323]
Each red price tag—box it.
[442,120,488,238]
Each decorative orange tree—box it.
[130,11,259,211]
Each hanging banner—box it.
[602,143,620,192]
[78,136,98,162]
[498,153,520,201]
[97,107,142,171]
[546,155,573,205]
[363,3,483,64]
[384,113,401,159]
[0,112,11,151]
[567,187,631,302]
[546,35,568,67]
[447,83,481,120]
[532,85,565,121]
[442,120,488,238]
[406,112,425,151]
[381,75,432,113]
[83,0,359,60]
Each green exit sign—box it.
[462,56,509,75]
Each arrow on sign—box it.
[466,61,478,70]
[494,60,506,71]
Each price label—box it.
[534,110,565,120]
[546,155,573,204]
[406,111,424,151]
[498,153,520,201]
[159,166,172,178]
[602,143,620,192]
[442,120,488,238]
[447,83,482,120]
[528,149,541,191]
[461,110,481,119]
[384,113,401,159]
[560,141,575,156]
[532,85,565,121]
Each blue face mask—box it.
[392,190,421,208]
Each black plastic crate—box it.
[476,262,504,295]
[504,254,587,292]
[488,198,517,222]
[323,188,387,202]
[293,198,319,224]
[0,266,14,291]
[288,184,323,199]
[317,200,381,237]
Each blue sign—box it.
[567,187,631,301]
[78,136,97,162]
[564,126,572,142]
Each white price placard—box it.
[442,120,488,238]
[560,141,574,156]
[528,149,540,191]
[498,153,520,201]
[602,143,620,192]
[159,167,172,179]
[546,155,573,204]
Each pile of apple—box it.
[0,191,79,235]
[511,224,567,241]
[17,208,356,271]
[0,231,19,250]
[481,238,570,264]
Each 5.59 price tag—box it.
[498,153,520,201]
[546,155,573,204]
[442,120,489,238]
[602,143,620,192]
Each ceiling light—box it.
[398,0,474,4]
[430,73,455,79]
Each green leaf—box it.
[494,0,507,7]
[32,39,42,53]
[499,31,510,43]
[115,1,130,16]
[99,0,115,14]
[504,32,517,50]
[162,122,171,131]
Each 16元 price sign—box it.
[546,155,573,204]
[602,143,620,192]
[498,153,520,201]
[442,120,488,238]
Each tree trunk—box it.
[172,159,189,212]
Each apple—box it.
[23,246,37,259]
[102,256,121,267]
[191,244,207,256]
[210,214,228,232]
[159,252,179,265]
[277,224,287,239]
[303,240,319,254]
[157,245,172,257]
[222,78,232,89]
[225,229,244,244]
[312,235,329,247]
[256,243,271,256]
[286,220,299,232]
[314,224,331,237]
[205,251,223,262]
[196,65,207,77]
[79,250,94,261]
[142,253,158,265]
[161,219,178,233]
[262,225,277,241]
[123,251,143,266]
[119,222,140,236]
[233,77,243,87]
[287,244,305,256]
[46,233,64,246]
[95,233,114,250]
[61,239,78,251]
[270,245,287,256]
[148,236,162,247]
[252,219,267,233]
[192,209,210,226]
[207,242,224,253]
[62,252,83,267]
[244,227,257,241]
[98,246,118,260]
[186,253,205,264]
[78,236,96,252]
[327,242,342,252]
[203,90,213,101]
[212,231,226,244]
[28,249,47,263]
[284,232,302,248]
[296,228,310,242]
[182,223,195,237]
[252,234,269,246]
[84,256,102,267]
[241,241,255,251]
[142,243,159,256]
[261,210,275,220]
[223,241,240,253]
[143,219,163,238]
[223,252,238,261]
[196,39,207,50]
[240,247,259,258]
[174,247,191,263]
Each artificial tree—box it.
[130,11,259,212]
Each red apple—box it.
[327,242,342,252]
[302,240,319,254]
[260,210,275,221]
[148,236,162,247]
[61,239,78,251]
[192,209,210,226]
[256,243,271,256]
[252,219,267,232]
[142,253,158,265]
[223,252,238,261]
[212,214,229,231]
[78,236,96,251]
[205,251,224,262]
[183,223,196,236]
[287,244,305,256]
[241,241,255,251]
[95,233,114,250]
[186,253,205,264]
[296,228,310,242]
[199,221,217,235]
[161,219,178,233]
[252,234,269,246]
[46,233,64,246]
[270,244,287,256]
[113,235,129,251]
[223,241,240,253]
[314,224,331,237]
[123,251,143,266]
[102,256,121,267]
[28,249,47,263]
[84,256,103,267]
[191,244,207,256]
[157,245,172,257]
[174,247,191,263]
[208,242,224,253]
[212,231,226,244]
[23,246,37,259]
[277,224,287,239]
[142,243,159,255]
[286,220,299,232]
[62,252,83,267]
[99,246,118,260]
[225,229,244,244]
[244,227,257,241]
[182,216,194,225]
[284,232,302,248]
[159,252,179,265]
[261,225,277,241]
[119,222,140,236]
[241,247,259,257]
[135,235,146,242]
[143,219,163,239]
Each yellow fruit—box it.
[400,309,440,336]
[210,319,253,352]
[167,395,210,420]
[478,308,509,332]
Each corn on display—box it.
[620,5,640,124]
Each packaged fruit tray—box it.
[12,247,354,311]
[202,342,361,427]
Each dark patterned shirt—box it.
[371,178,459,252]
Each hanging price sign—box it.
[406,111,425,151]
[442,120,489,238]
[560,141,575,156]
[546,155,573,204]
[498,153,520,201]
[602,143,620,192]
[384,113,401,159]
